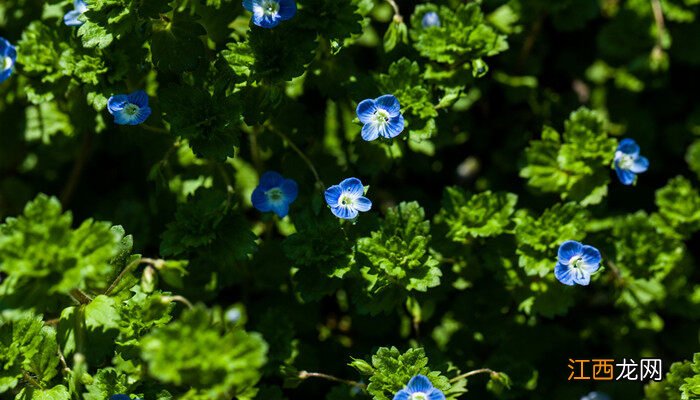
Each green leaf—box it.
[160,84,242,160]
[356,202,441,313]
[653,176,700,238]
[0,194,127,312]
[438,187,517,241]
[84,295,121,332]
[151,14,206,73]
[520,107,617,205]
[351,347,450,400]
[140,305,268,399]
[15,385,70,400]
[384,21,408,52]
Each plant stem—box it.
[140,124,170,134]
[163,295,194,309]
[22,371,42,389]
[69,288,92,305]
[268,125,325,189]
[386,0,402,22]
[650,0,666,51]
[449,368,495,383]
[105,257,143,296]
[298,371,366,390]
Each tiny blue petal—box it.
[356,94,405,141]
[581,392,611,400]
[64,0,88,26]
[0,37,17,84]
[422,11,441,28]
[554,241,601,286]
[107,90,152,125]
[614,138,648,185]
[325,177,371,220]
[251,171,298,218]
[244,0,296,28]
[406,375,434,393]
[427,390,446,400]
[617,138,640,156]
[110,395,131,400]
[393,390,410,400]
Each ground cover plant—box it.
[0,0,699,399]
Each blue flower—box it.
[393,375,445,400]
[64,0,88,27]
[581,392,611,400]
[324,177,372,220]
[243,0,296,29]
[107,90,152,126]
[422,11,441,28]
[614,138,649,185]
[109,395,132,400]
[555,240,601,286]
[356,94,405,141]
[0,37,17,84]
[251,171,298,218]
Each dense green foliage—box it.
[1,0,699,399]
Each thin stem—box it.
[650,0,667,50]
[141,258,166,269]
[162,295,194,309]
[22,371,42,389]
[449,368,495,383]
[105,257,143,296]
[298,371,366,390]
[217,163,235,195]
[386,0,402,22]
[69,288,93,305]
[268,125,325,189]
[57,348,71,373]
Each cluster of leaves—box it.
[1,0,700,398]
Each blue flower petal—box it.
[555,262,575,286]
[252,10,283,28]
[270,201,290,218]
[572,268,590,286]
[356,99,377,124]
[242,0,254,11]
[375,94,401,117]
[251,186,272,212]
[64,9,84,26]
[110,395,131,400]
[75,0,89,12]
[617,138,640,156]
[324,185,342,207]
[280,178,298,203]
[0,38,17,84]
[354,196,372,212]
[422,11,441,28]
[580,245,601,272]
[427,389,446,400]
[630,155,649,173]
[331,205,358,220]
[615,165,636,185]
[339,177,364,197]
[134,106,152,124]
[277,0,297,20]
[259,171,285,190]
[361,122,381,141]
[393,390,411,400]
[406,375,433,393]
[383,114,405,139]
[107,95,129,113]
[127,90,149,108]
[557,240,582,265]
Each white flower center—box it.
[339,194,354,207]
[266,187,284,203]
[372,109,391,125]
[124,103,140,116]
[3,56,13,71]
[568,255,585,269]
[618,154,634,170]
[261,0,280,15]
[410,393,428,400]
